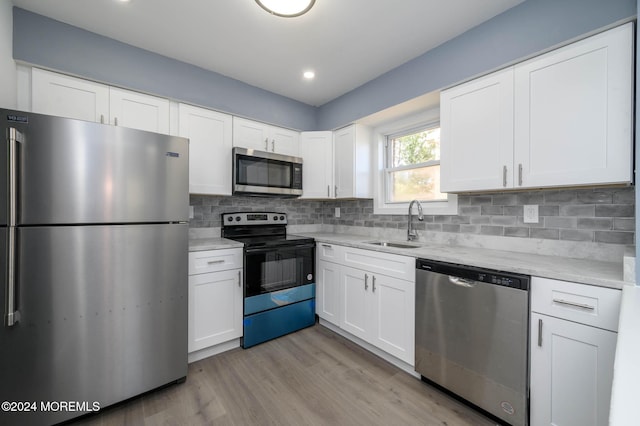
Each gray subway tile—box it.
[457,195,472,206]
[595,204,634,218]
[538,205,559,216]
[504,227,530,238]
[576,190,613,204]
[504,206,523,216]
[559,205,595,217]
[517,217,545,228]
[530,228,559,240]
[577,218,613,230]
[480,225,503,236]
[426,224,443,231]
[491,216,517,226]
[469,195,493,205]
[516,192,544,204]
[594,231,635,244]
[544,190,577,204]
[450,216,471,224]
[492,194,518,205]
[560,229,594,242]
[460,224,481,234]
[470,216,492,225]
[459,205,481,216]
[613,218,635,231]
[613,189,635,204]
[442,224,461,233]
[481,205,504,215]
[545,217,577,229]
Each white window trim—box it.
[372,108,457,215]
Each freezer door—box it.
[1,109,188,225]
[0,224,188,426]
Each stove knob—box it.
[280,215,285,221]
[273,215,278,221]
[227,216,233,222]
[235,216,241,221]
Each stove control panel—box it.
[222,212,288,226]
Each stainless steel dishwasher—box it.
[415,259,530,426]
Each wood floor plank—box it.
[71,325,497,426]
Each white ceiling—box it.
[12,0,524,107]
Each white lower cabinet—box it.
[188,248,243,359]
[316,243,415,365]
[530,277,621,426]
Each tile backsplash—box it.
[190,186,635,247]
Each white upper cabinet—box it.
[179,104,233,195]
[109,87,170,134]
[232,117,300,157]
[299,131,334,198]
[514,23,633,188]
[32,68,109,123]
[440,23,633,192]
[31,68,171,135]
[334,124,372,199]
[440,68,514,192]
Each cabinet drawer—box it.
[531,277,621,332]
[189,248,243,275]
[317,242,344,263]
[341,246,414,281]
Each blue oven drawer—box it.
[243,298,316,348]
[245,283,315,315]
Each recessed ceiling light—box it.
[117,0,132,3]
[255,0,316,18]
[303,71,315,80]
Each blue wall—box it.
[318,0,637,129]
[12,8,317,131]
[12,1,637,131]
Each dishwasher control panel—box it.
[416,259,529,290]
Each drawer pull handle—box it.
[207,259,225,265]
[238,270,241,287]
[538,318,543,347]
[372,275,376,292]
[364,274,369,290]
[552,299,595,311]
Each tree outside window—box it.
[386,126,446,203]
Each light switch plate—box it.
[523,204,539,223]
[335,207,341,218]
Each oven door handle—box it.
[244,243,315,254]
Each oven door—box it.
[244,242,314,298]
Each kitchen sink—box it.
[364,241,422,249]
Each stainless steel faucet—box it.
[407,200,424,241]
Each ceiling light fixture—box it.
[255,0,316,18]
[303,70,315,80]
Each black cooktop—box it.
[221,212,314,249]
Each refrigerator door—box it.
[0,109,189,225]
[0,224,188,426]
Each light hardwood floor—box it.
[73,325,495,425]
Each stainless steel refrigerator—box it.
[0,109,189,426]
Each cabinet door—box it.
[270,126,300,157]
[109,87,170,134]
[188,269,243,353]
[530,313,617,426]
[300,131,333,198]
[316,259,341,326]
[232,117,270,151]
[179,104,233,195]
[514,23,633,188]
[440,67,514,192]
[340,266,371,341]
[334,126,355,198]
[370,274,415,365]
[31,68,109,123]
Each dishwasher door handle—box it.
[448,276,476,288]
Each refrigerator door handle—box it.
[6,127,21,326]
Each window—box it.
[372,110,457,216]
[385,125,446,203]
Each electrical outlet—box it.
[523,205,539,223]
[335,207,341,218]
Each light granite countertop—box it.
[295,232,627,289]
[189,237,243,252]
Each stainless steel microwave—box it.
[232,147,303,197]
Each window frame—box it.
[384,123,445,205]
[372,109,457,216]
